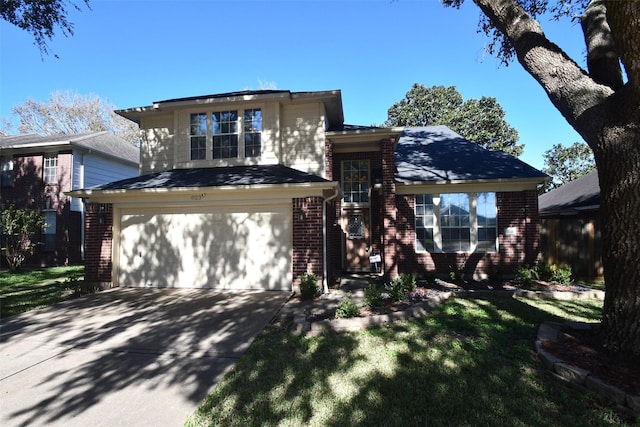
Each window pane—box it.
[477,192,497,252]
[415,193,435,252]
[440,193,470,252]
[213,111,238,159]
[190,136,206,160]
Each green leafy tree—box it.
[3,91,139,146]
[0,0,90,56]
[441,0,639,358]
[542,141,596,190]
[0,206,44,271]
[385,84,524,157]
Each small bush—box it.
[364,284,384,308]
[449,265,465,282]
[299,273,320,300]
[516,265,536,285]
[384,273,417,302]
[551,264,572,285]
[335,293,359,318]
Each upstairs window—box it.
[1,157,13,187]
[190,113,207,160]
[415,192,497,253]
[243,108,262,157]
[342,160,370,204]
[43,154,57,184]
[213,110,239,159]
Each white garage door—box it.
[117,205,292,290]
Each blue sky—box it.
[0,0,586,169]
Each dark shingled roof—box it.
[539,170,600,215]
[155,90,290,104]
[88,164,330,191]
[0,132,139,165]
[395,126,548,183]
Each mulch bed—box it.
[541,327,640,396]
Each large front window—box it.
[415,192,497,253]
[342,160,370,204]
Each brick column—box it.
[381,137,398,278]
[85,203,113,288]
[292,197,324,289]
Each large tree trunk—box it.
[597,87,640,358]
[472,0,640,359]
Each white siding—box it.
[140,114,174,174]
[83,155,138,189]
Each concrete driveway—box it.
[0,288,290,427]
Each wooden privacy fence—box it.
[540,217,603,281]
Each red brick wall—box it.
[85,203,114,287]
[382,138,398,278]
[1,151,81,265]
[292,197,324,287]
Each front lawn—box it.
[186,296,634,426]
[0,265,84,318]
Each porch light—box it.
[298,208,306,222]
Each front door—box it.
[344,210,370,271]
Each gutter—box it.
[322,184,341,293]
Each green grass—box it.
[186,296,635,427]
[0,265,85,318]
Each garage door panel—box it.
[118,206,292,290]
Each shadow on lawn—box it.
[189,296,632,426]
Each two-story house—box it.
[0,132,139,266]
[70,89,547,291]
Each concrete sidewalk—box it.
[0,288,290,427]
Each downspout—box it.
[323,185,340,293]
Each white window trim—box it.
[43,154,58,184]
[415,192,498,254]
[188,108,263,161]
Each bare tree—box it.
[5,91,139,146]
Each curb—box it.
[535,321,640,417]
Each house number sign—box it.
[190,193,206,201]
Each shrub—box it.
[551,264,573,285]
[364,284,384,308]
[516,265,535,285]
[0,205,44,271]
[384,273,417,302]
[335,293,359,318]
[299,273,320,300]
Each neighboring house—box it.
[0,132,139,266]
[69,89,548,291]
[539,170,602,280]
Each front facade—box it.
[72,90,547,291]
[0,132,139,266]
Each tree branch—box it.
[472,0,613,138]
[581,0,623,90]
[605,0,640,92]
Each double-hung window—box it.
[243,108,262,157]
[190,113,207,160]
[43,154,57,184]
[213,110,239,159]
[415,192,497,253]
